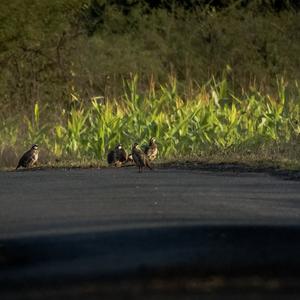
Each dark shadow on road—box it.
[1,225,300,299]
[158,161,300,181]
[1,225,300,280]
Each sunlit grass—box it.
[1,75,300,169]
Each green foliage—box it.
[1,1,300,112]
[1,76,300,167]
[1,1,300,167]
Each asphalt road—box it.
[1,167,300,298]
[1,167,300,237]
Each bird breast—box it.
[32,151,38,162]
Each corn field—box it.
[1,76,300,168]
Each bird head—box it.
[132,142,139,149]
[31,144,38,150]
[149,137,156,145]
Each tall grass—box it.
[1,76,300,168]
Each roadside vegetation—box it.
[0,0,300,169]
[1,75,300,169]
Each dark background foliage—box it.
[0,0,299,115]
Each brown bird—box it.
[144,137,158,161]
[16,144,39,170]
[107,144,127,167]
[126,153,134,163]
[132,142,152,173]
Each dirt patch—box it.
[3,159,300,181]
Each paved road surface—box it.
[0,167,300,298]
[1,168,300,237]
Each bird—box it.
[107,144,127,167]
[126,153,134,163]
[132,142,152,173]
[16,144,39,170]
[144,137,158,161]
